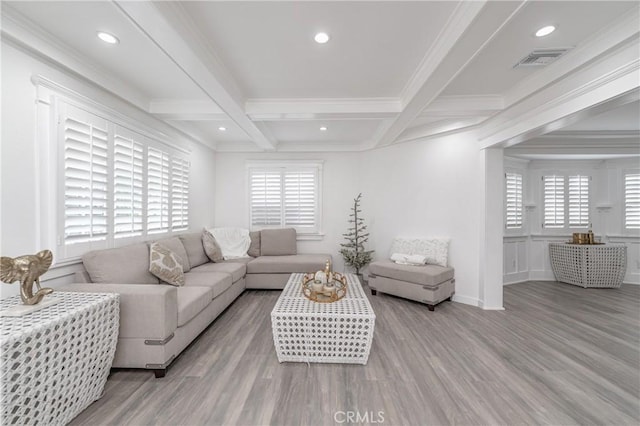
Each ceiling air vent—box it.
[513,47,572,68]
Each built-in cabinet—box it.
[503,158,640,285]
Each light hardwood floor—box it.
[72,281,640,425]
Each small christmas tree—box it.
[340,193,374,276]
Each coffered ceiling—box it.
[2,1,638,152]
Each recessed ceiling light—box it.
[97,31,119,44]
[319,126,328,131]
[218,126,227,131]
[314,32,330,44]
[535,25,556,37]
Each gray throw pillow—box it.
[248,231,261,257]
[149,242,185,286]
[202,229,224,262]
[260,228,297,256]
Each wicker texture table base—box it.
[549,243,627,288]
[0,292,119,425]
[271,273,375,364]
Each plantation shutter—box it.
[625,172,640,229]
[147,147,170,234]
[113,128,144,238]
[543,175,565,228]
[505,172,523,229]
[568,175,589,228]
[62,105,109,246]
[249,170,282,227]
[284,169,318,231]
[171,158,190,231]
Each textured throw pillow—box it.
[149,242,185,286]
[248,231,261,257]
[202,229,224,262]
[260,228,297,256]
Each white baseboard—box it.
[452,294,480,307]
[503,271,529,285]
[529,270,556,281]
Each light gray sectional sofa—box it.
[61,229,330,377]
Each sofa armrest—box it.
[59,283,178,340]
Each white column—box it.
[480,147,505,310]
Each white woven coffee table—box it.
[271,273,375,364]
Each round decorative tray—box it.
[301,272,347,303]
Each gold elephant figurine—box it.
[0,250,54,305]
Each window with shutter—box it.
[113,128,144,238]
[625,172,640,230]
[505,172,523,229]
[284,170,317,230]
[543,175,565,228]
[62,106,109,247]
[248,163,322,234]
[171,158,190,231]
[568,175,589,228]
[250,170,283,227]
[147,147,170,234]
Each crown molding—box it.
[505,7,640,108]
[1,3,150,110]
[539,130,640,140]
[245,98,400,120]
[396,116,486,144]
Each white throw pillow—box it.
[390,253,427,266]
[390,238,449,267]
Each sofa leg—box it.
[426,304,435,312]
[446,296,452,302]
[371,289,377,296]
[153,369,167,378]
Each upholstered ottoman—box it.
[368,238,455,311]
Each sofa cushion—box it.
[220,257,253,265]
[176,286,213,327]
[260,228,297,256]
[149,242,185,286]
[246,254,330,274]
[83,243,159,284]
[369,260,454,286]
[202,229,224,262]
[190,262,247,283]
[183,271,233,298]
[179,233,209,269]
[248,231,261,257]
[154,237,190,272]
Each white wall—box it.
[0,40,217,298]
[214,152,361,272]
[361,131,485,307]
[503,157,640,285]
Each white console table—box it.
[549,243,627,288]
[0,292,119,425]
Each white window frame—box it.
[246,161,323,238]
[37,78,191,263]
[623,169,640,233]
[541,171,592,233]
[504,170,524,233]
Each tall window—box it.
[543,174,589,229]
[505,172,523,229]
[59,102,189,258]
[248,162,322,234]
[625,172,640,230]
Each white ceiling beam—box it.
[114,1,276,151]
[372,0,526,148]
[149,99,228,121]
[245,98,400,121]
